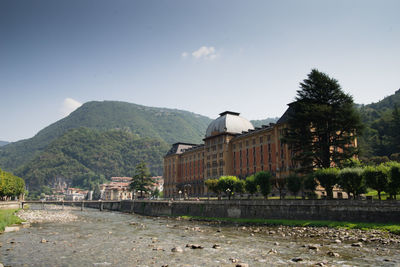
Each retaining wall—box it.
[0,201,20,210]
[117,199,400,223]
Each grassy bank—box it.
[179,215,400,235]
[0,209,23,232]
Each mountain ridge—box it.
[0,100,212,172]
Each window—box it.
[246,140,249,146]
[260,137,263,143]
[252,139,255,145]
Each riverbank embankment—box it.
[119,199,400,224]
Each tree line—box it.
[204,161,400,200]
[0,168,25,200]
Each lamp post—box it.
[226,188,231,200]
[178,190,182,200]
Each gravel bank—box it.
[17,209,78,223]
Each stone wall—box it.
[0,201,20,210]
[122,199,400,223]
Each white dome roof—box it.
[206,111,254,138]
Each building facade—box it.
[164,109,294,198]
[100,177,133,200]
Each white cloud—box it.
[191,46,217,60]
[181,52,188,58]
[60,97,82,116]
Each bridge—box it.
[21,200,121,211]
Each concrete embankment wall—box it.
[0,201,20,210]
[114,199,400,224]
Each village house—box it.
[100,177,134,200]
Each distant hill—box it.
[0,101,212,172]
[251,117,279,128]
[0,141,9,147]
[16,127,169,190]
[358,89,400,158]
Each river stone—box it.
[308,244,319,251]
[171,246,183,252]
[212,244,221,249]
[40,239,47,243]
[236,264,249,267]
[327,251,340,257]
[4,226,20,233]
[352,242,363,247]
[292,257,303,262]
[0,262,4,267]
[268,249,277,254]
[186,244,203,249]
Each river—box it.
[1,205,400,266]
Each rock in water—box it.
[171,246,183,252]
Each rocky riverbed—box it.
[1,207,400,266]
[17,207,78,223]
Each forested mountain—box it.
[0,101,212,172]
[251,117,279,128]
[358,89,400,160]
[0,141,9,147]
[16,128,169,191]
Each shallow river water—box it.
[1,207,400,266]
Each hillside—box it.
[0,141,9,147]
[358,89,400,159]
[16,128,170,191]
[0,101,212,171]
[251,117,279,128]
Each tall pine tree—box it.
[284,69,363,173]
[129,161,153,198]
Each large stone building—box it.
[164,109,294,198]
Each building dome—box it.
[205,111,254,138]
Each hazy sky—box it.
[1,0,399,142]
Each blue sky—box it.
[1,0,399,142]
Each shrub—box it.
[287,174,302,198]
[385,162,400,199]
[245,175,258,198]
[363,165,389,200]
[338,167,365,199]
[313,168,339,199]
[255,171,272,199]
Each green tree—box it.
[217,176,240,200]
[152,188,160,199]
[205,179,221,199]
[283,69,363,173]
[386,162,400,199]
[92,183,101,200]
[389,105,400,152]
[338,168,365,199]
[304,173,318,199]
[245,175,258,198]
[129,161,153,198]
[363,165,389,200]
[314,168,339,199]
[255,171,272,199]
[286,174,302,198]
